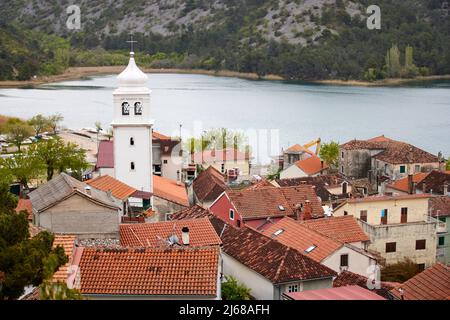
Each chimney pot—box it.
[444,184,449,195]
[181,227,190,246]
[407,174,414,195]
[84,186,91,195]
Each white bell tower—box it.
[112,49,153,194]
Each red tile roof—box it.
[261,217,343,262]
[294,156,328,176]
[192,166,229,203]
[387,172,430,193]
[416,170,450,194]
[226,186,324,220]
[300,215,369,243]
[245,179,276,190]
[15,198,33,221]
[390,263,450,300]
[285,285,386,300]
[86,175,136,200]
[346,193,432,204]
[95,131,175,169]
[340,136,438,164]
[333,270,398,299]
[52,235,76,283]
[78,247,219,297]
[286,144,315,155]
[429,196,450,217]
[192,149,250,163]
[96,140,114,169]
[215,218,336,283]
[171,205,212,220]
[120,218,222,247]
[153,175,189,207]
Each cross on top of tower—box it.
[127,34,137,55]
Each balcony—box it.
[425,215,447,234]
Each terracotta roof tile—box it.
[390,263,450,300]
[261,217,342,262]
[78,247,219,296]
[52,235,76,283]
[245,179,276,190]
[286,144,315,155]
[333,270,398,299]
[15,198,33,221]
[227,186,324,220]
[215,217,336,283]
[340,136,438,164]
[170,205,212,220]
[192,166,229,203]
[346,193,432,204]
[285,285,386,300]
[86,175,136,200]
[300,215,369,243]
[153,175,189,207]
[387,172,430,193]
[294,156,328,175]
[120,218,222,247]
[416,170,450,195]
[429,196,450,217]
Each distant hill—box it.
[1,0,449,81]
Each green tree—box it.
[0,179,68,300]
[319,141,339,169]
[27,137,88,181]
[221,276,252,300]
[47,113,64,135]
[3,118,33,152]
[28,114,50,137]
[385,45,401,78]
[40,281,84,300]
[446,159,450,171]
[0,152,43,190]
[381,258,422,283]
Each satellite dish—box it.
[168,234,180,246]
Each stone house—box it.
[429,196,450,265]
[191,148,251,177]
[339,135,440,181]
[29,173,121,239]
[333,194,437,268]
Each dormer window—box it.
[122,102,130,115]
[134,102,143,115]
[130,137,135,146]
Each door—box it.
[381,209,388,225]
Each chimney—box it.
[294,204,302,221]
[444,184,449,195]
[407,174,414,194]
[321,160,324,170]
[422,182,427,194]
[303,200,312,221]
[211,149,216,158]
[181,227,190,246]
[399,288,405,301]
[84,186,91,196]
[176,170,181,186]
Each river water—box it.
[0,74,449,163]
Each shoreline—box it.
[0,66,449,88]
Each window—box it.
[415,165,421,173]
[122,102,130,115]
[130,162,135,171]
[381,209,388,225]
[439,236,445,246]
[341,166,344,173]
[417,264,425,271]
[344,211,348,216]
[236,220,241,228]
[401,207,408,223]
[134,102,143,115]
[341,152,344,159]
[416,240,426,250]
[221,163,225,173]
[384,164,388,174]
[304,245,317,253]
[163,160,168,164]
[130,137,135,146]
[340,254,349,267]
[400,165,406,174]
[386,242,396,253]
[273,229,284,236]
[342,182,348,194]
[229,209,235,221]
[288,284,299,293]
[360,210,368,222]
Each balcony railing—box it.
[425,215,447,233]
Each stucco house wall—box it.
[321,246,377,277]
[37,194,120,239]
[280,165,307,179]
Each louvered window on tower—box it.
[130,137,135,146]
[131,162,135,170]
